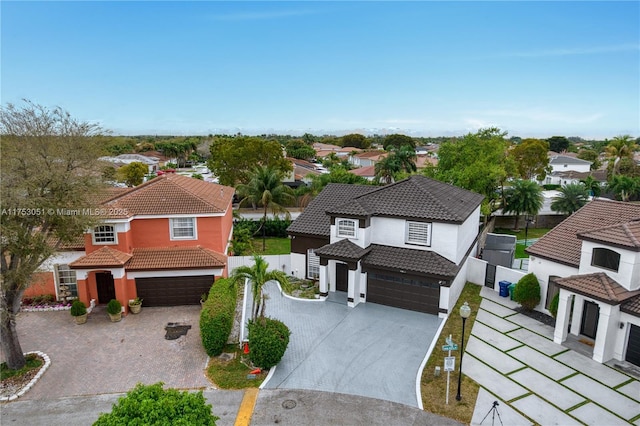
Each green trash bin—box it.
[508,283,516,300]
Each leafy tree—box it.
[551,183,590,214]
[307,167,369,196]
[236,166,295,251]
[285,139,316,161]
[547,136,570,153]
[607,175,640,202]
[230,255,289,321]
[605,134,636,176]
[340,133,370,149]
[429,127,513,215]
[577,149,601,170]
[502,180,543,230]
[301,132,316,144]
[580,175,602,197]
[617,157,640,177]
[117,161,148,187]
[509,138,550,180]
[208,136,292,186]
[383,134,415,151]
[1,101,106,370]
[94,382,218,425]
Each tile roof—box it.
[349,165,376,177]
[326,175,484,223]
[621,294,640,316]
[287,183,378,236]
[101,173,234,218]
[126,246,226,271]
[549,155,592,165]
[362,244,458,279]
[555,273,640,305]
[578,219,640,250]
[315,239,372,261]
[526,200,640,267]
[70,247,132,268]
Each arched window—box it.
[337,219,357,238]
[591,248,621,272]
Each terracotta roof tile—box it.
[101,174,234,218]
[70,247,132,268]
[578,219,640,251]
[362,244,458,279]
[621,294,640,316]
[327,175,484,223]
[526,200,640,267]
[315,239,371,261]
[349,165,376,177]
[555,272,640,305]
[126,247,226,271]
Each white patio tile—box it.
[509,368,585,410]
[471,322,522,352]
[569,402,630,426]
[511,394,582,426]
[480,298,517,318]
[508,328,565,356]
[616,379,640,403]
[555,351,631,388]
[462,353,528,402]
[506,313,554,339]
[471,388,532,426]
[476,309,520,333]
[507,345,575,381]
[562,374,640,421]
[466,335,524,374]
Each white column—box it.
[554,290,572,344]
[319,264,328,299]
[570,295,584,336]
[348,269,359,308]
[592,303,618,363]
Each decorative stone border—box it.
[21,305,71,312]
[1,351,50,402]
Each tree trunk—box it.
[0,289,26,370]
[514,214,520,231]
[262,211,267,252]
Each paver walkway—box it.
[467,287,640,425]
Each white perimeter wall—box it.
[228,254,293,276]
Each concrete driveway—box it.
[2,305,211,400]
[259,282,442,407]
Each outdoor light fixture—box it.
[456,301,472,401]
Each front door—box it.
[335,263,348,292]
[580,300,600,339]
[96,272,116,303]
[625,324,640,367]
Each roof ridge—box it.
[166,174,228,209]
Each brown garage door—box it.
[135,275,215,307]
[367,270,440,314]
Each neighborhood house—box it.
[288,175,484,317]
[27,174,234,312]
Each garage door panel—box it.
[136,275,214,307]
[367,270,440,314]
[626,324,640,367]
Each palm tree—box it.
[375,155,400,184]
[607,175,640,202]
[502,180,543,230]
[236,166,295,251]
[392,145,417,174]
[551,183,590,215]
[230,255,289,320]
[605,135,636,176]
[580,175,602,198]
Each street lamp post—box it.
[456,301,472,401]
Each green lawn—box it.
[250,237,291,255]
[206,345,267,389]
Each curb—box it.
[1,351,51,402]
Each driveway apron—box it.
[2,305,210,400]
[259,282,442,407]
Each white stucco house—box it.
[526,200,640,367]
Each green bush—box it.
[106,299,122,315]
[70,300,87,317]
[549,292,560,318]
[200,278,237,357]
[512,273,541,311]
[247,317,290,369]
[233,218,292,239]
[93,382,218,426]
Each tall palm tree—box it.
[236,166,295,251]
[607,175,640,202]
[550,183,590,215]
[230,255,289,320]
[605,135,636,176]
[375,155,400,184]
[392,145,418,174]
[502,180,543,230]
[580,175,602,198]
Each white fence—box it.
[227,255,292,275]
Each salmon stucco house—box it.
[28,174,234,313]
[287,175,484,317]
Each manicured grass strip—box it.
[250,238,291,255]
[234,388,259,426]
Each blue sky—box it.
[2,1,639,138]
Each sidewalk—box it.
[467,287,640,425]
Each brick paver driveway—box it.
[2,305,211,399]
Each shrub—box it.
[93,382,218,426]
[233,218,292,239]
[106,299,122,315]
[549,292,560,318]
[200,278,237,356]
[70,300,87,317]
[512,273,541,311]
[247,317,290,369]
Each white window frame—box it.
[170,217,197,240]
[55,264,78,300]
[307,249,320,280]
[405,221,432,246]
[337,219,357,238]
[92,224,117,244]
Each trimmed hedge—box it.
[94,382,218,425]
[247,317,290,369]
[513,273,541,311]
[549,292,560,318]
[233,218,292,238]
[200,278,237,357]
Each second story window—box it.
[337,219,357,238]
[170,217,196,240]
[93,225,117,244]
[592,247,620,272]
[406,221,432,246]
